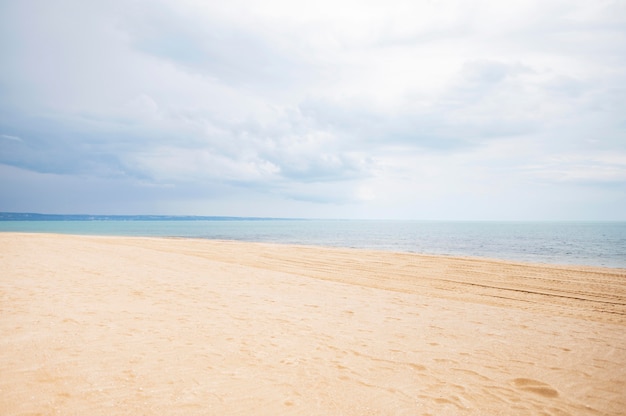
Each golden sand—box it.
[1,233,625,415]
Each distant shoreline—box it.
[0,212,305,221]
[2,212,625,222]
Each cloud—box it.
[522,152,626,185]
[1,134,22,142]
[123,6,311,90]
[0,0,624,218]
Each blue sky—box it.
[1,0,625,219]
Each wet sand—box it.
[1,233,625,415]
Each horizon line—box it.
[1,212,625,223]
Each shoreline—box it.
[2,229,625,271]
[167,236,626,272]
[2,233,625,414]
[4,232,626,324]
[1,218,624,269]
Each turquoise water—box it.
[1,219,625,268]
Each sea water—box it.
[1,219,625,268]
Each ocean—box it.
[1,216,625,268]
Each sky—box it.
[1,0,625,220]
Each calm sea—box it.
[1,219,625,268]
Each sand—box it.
[1,233,625,415]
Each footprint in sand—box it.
[512,378,559,398]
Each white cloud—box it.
[1,134,22,142]
[0,0,624,218]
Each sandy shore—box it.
[1,233,625,415]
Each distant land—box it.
[0,212,299,221]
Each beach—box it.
[1,233,625,415]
